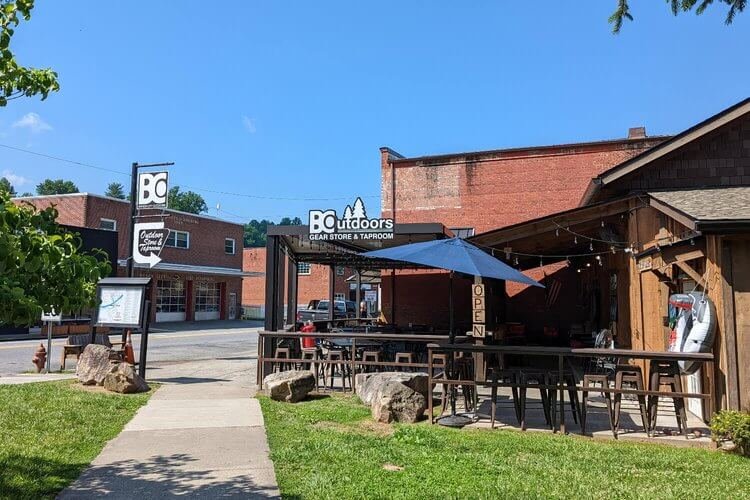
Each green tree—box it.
[168,186,208,214]
[0,190,110,325]
[19,191,31,196]
[243,217,301,247]
[104,181,126,199]
[610,0,746,33]
[279,216,302,225]
[36,178,78,195]
[0,0,59,106]
[0,177,15,196]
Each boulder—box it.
[264,370,316,403]
[76,344,114,386]
[355,372,429,406]
[371,381,426,423]
[103,362,150,394]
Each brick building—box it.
[379,130,669,328]
[17,193,247,323]
[242,247,357,318]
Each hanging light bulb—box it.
[601,220,605,227]
[611,246,616,254]
[555,228,559,237]
[589,241,594,251]
[514,256,519,266]
[574,236,578,244]
[690,238,695,246]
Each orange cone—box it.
[124,331,136,365]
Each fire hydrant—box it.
[32,342,47,373]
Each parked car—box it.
[296,299,356,328]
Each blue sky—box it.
[1,1,748,223]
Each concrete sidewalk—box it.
[0,373,76,385]
[58,358,279,499]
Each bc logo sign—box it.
[137,172,169,208]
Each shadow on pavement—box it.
[150,377,232,385]
[58,453,279,499]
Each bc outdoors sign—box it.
[308,197,394,241]
[133,222,170,268]
[137,171,169,209]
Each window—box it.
[166,230,189,249]
[451,227,475,239]
[99,218,117,231]
[225,238,236,255]
[156,280,186,313]
[195,282,220,312]
[336,266,345,276]
[297,262,311,275]
[334,293,346,301]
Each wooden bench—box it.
[60,332,124,371]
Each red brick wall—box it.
[16,194,87,227]
[379,137,667,328]
[241,247,351,309]
[84,195,131,261]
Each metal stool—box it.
[273,347,292,373]
[518,369,552,430]
[361,351,381,373]
[325,349,352,391]
[648,360,688,436]
[547,370,581,428]
[489,368,521,428]
[301,347,321,388]
[395,352,413,371]
[613,364,649,436]
[581,373,614,436]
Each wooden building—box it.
[472,98,750,418]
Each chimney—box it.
[628,126,647,139]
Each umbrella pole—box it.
[438,271,471,428]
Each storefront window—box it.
[195,282,220,312]
[156,280,186,313]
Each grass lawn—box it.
[259,394,750,499]
[0,380,153,499]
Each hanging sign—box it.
[308,197,394,242]
[133,222,170,268]
[364,290,378,303]
[471,283,487,338]
[637,256,653,272]
[137,171,169,209]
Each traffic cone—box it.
[124,331,136,365]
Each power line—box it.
[0,143,380,202]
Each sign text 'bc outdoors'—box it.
[472,284,487,338]
[137,171,169,209]
[133,222,170,268]
[308,197,394,241]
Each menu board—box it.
[95,286,145,327]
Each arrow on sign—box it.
[133,222,170,268]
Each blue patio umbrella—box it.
[363,237,544,427]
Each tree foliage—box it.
[0,0,59,106]
[36,178,78,195]
[0,176,15,196]
[104,181,126,199]
[243,217,302,247]
[0,191,111,325]
[610,0,746,33]
[168,186,208,214]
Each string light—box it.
[514,256,519,266]
[555,228,559,237]
[589,241,594,251]
[574,236,578,244]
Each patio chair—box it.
[517,369,552,430]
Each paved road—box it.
[0,320,262,376]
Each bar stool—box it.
[362,351,381,373]
[648,360,688,436]
[395,352,414,372]
[432,353,449,414]
[489,368,522,428]
[547,370,580,428]
[325,349,352,391]
[518,369,552,430]
[455,355,476,412]
[273,347,292,373]
[613,364,649,436]
[301,347,321,388]
[581,373,614,436]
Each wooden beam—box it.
[721,242,740,410]
[661,247,705,264]
[674,260,704,285]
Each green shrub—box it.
[711,410,750,456]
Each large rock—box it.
[76,344,113,386]
[355,372,429,406]
[103,362,150,394]
[264,370,316,403]
[371,381,426,423]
